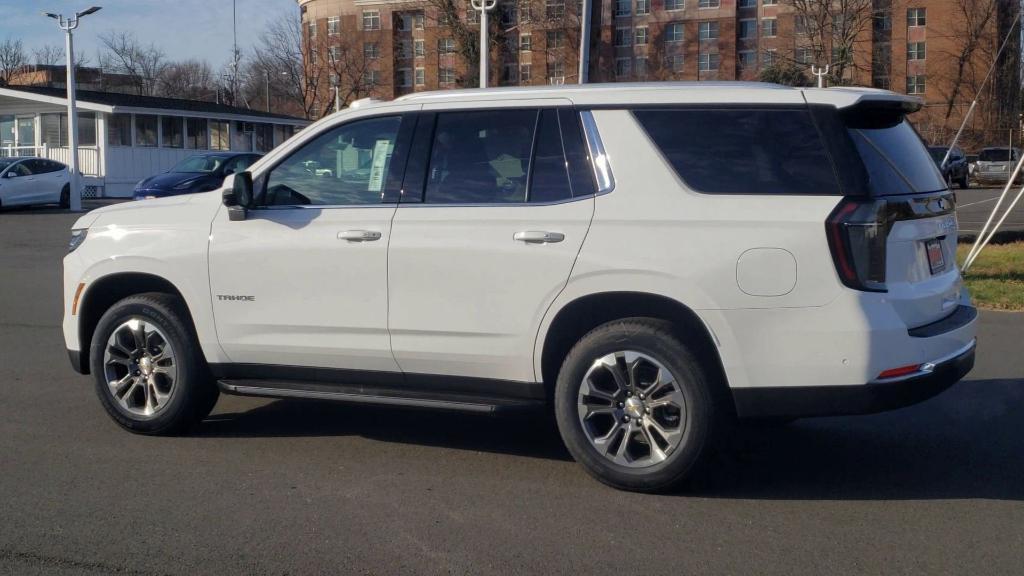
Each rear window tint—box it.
[847,120,946,195]
[633,108,840,195]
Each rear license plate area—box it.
[926,239,946,275]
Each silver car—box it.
[973,147,1023,186]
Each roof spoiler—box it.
[839,98,921,129]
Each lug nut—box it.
[617,402,624,408]
[639,393,645,400]
[623,416,630,422]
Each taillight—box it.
[826,198,890,292]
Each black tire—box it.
[958,176,969,189]
[59,185,70,209]
[553,318,724,493]
[90,293,218,435]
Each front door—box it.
[1,161,35,206]
[388,106,596,384]
[209,111,415,373]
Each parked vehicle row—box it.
[63,83,977,492]
[133,153,262,200]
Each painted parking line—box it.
[958,197,1000,209]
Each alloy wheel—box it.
[102,318,177,417]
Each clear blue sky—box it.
[0,0,297,68]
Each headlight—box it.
[68,228,88,253]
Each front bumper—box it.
[68,348,88,374]
[732,339,975,419]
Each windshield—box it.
[928,148,948,163]
[979,149,1013,162]
[171,155,227,173]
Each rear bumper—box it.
[733,339,975,419]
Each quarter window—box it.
[263,116,402,206]
[633,108,839,195]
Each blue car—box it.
[133,152,262,199]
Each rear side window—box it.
[633,108,840,195]
[979,148,1014,162]
[847,119,946,195]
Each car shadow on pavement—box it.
[196,377,1024,500]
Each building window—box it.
[907,7,926,27]
[614,0,630,17]
[364,69,380,84]
[108,113,132,146]
[762,18,777,37]
[546,0,565,18]
[738,0,755,7]
[439,67,456,84]
[362,10,380,31]
[635,26,649,45]
[503,64,518,83]
[635,57,648,78]
[699,52,720,71]
[186,118,207,149]
[762,49,777,66]
[327,16,339,36]
[520,63,532,82]
[209,120,229,150]
[307,20,316,39]
[501,4,519,25]
[665,0,683,11]
[738,50,756,68]
[615,57,631,77]
[520,33,531,51]
[396,40,411,59]
[615,27,632,46]
[907,41,926,61]
[414,13,425,28]
[329,45,341,63]
[329,72,339,87]
[699,21,719,40]
[698,0,719,7]
[763,0,776,4]
[547,30,565,49]
[364,42,379,59]
[636,0,650,14]
[907,74,926,94]
[438,37,456,54]
[873,76,891,90]
[796,47,813,64]
[832,45,851,64]
[396,69,412,88]
[874,11,892,32]
[667,54,684,72]
[135,114,158,147]
[548,61,565,80]
[414,39,425,57]
[739,19,756,39]
[161,116,184,148]
[666,22,684,43]
[415,68,425,86]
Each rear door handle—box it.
[337,230,382,242]
[514,230,565,244]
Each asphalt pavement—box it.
[1,202,1022,575]
[956,186,1024,236]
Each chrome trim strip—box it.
[871,339,976,384]
[218,381,500,413]
[579,110,615,194]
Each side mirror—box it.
[223,171,253,221]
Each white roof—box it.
[390,82,922,110]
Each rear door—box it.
[387,104,595,384]
[25,159,64,204]
[846,115,963,328]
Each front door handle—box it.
[337,230,382,242]
[514,230,565,244]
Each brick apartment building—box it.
[299,0,1021,145]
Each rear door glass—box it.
[847,119,946,195]
[633,108,840,195]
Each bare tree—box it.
[157,59,217,101]
[251,16,323,119]
[97,31,168,95]
[32,44,64,67]
[783,0,874,84]
[937,0,1000,122]
[0,37,26,85]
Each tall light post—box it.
[470,0,497,88]
[578,0,591,83]
[43,6,101,212]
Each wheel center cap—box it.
[624,397,644,419]
[138,356,153,376]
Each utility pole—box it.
[44,6,102,212]
[470,0,497,88]
[811,64,830,88]
[578,0,591,83]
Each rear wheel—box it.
[59,185,70,209]
[957,175,969,189]
[554,319,722,493]
[90,293,218,435]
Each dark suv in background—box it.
[928,146,969,189]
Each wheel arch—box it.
[538,291,731,403]
[76,272,195,374]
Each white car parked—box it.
[0,156,71,209]
[62,83,977,492]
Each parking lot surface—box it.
[1,201,1022,575]
[956,186,1024,235]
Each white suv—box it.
[63,83,977,492]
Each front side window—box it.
[633,108,839,195]
[263,116,402,206]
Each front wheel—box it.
[554,319,722,493]
[957,175,969,189]
[90,293,218,435]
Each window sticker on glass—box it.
[368,139,393,192]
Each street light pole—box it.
[470,0,497,88]
[265,71,271,113]
[44,6,101,212]
[578,0,591,83]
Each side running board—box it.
[217,379,541,414]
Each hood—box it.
[137,171,219,191]
[72,194,202,230]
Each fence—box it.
[0,144,100,176]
